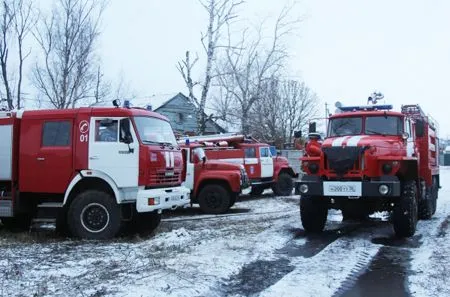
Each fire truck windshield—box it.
[328,117,362,137]
[365,116,403,136]
[134,116,178,146]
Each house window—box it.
[178,113,184,122]
[42,121,71,147]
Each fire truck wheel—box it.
[393,181,418,238]
[300,196,327,233]
[431,176,438,215]
[67,190,122,240]
[198,184,231,214]
[127,211,162,237]
[229,195,237,208]
[272,172,294,196]
[418,187,433,220]
[250,186,264,196]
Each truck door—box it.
[259,146,274,178]
[19,118,74,193]
[88,117,139,188]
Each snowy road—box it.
[1,168,450,297]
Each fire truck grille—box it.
[322,146,365,176]
[149,170,181,184]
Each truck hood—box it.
[322,135,403,150]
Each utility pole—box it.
[324,102,329,134]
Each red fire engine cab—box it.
[179,142,251,214]
[295,100,440,238]
[0,100,190,239]
[178,133,296,196]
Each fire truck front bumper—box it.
[295,176,401,198]
[136,186,191,213]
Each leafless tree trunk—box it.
[217,3,299,134]
[0,0,36,110]
[32,0,107,109]
[0,1,14,110]
[177,0,243,135]
[13,0,36,109]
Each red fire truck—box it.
[295,100,440,237]
[179,143,251,214]
[178,133,296,196]
[0,100,190,239]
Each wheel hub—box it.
[80,203,110,233]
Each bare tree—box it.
[13,0,37,109]
[0,0,14,109]
[0,0,37,110]
[245,78,318,147]
[281,80,318,144]
[177,0,243,135]
[217,3,299,134]
[32,0,107,109]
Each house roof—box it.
[127,92,181,110]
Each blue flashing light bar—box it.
[339,104,393,112]
[123,100,131,108]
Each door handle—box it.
[90,156,99,160]
[36,157,45,161]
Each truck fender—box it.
[196,175,238,197]
[274,166,295,181]
[63,170,122,206]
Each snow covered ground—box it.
[0,169,449,297]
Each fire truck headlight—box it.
[308,163,319,174]
[378,185,389,195]
[299,184,309,194]
[382,163,392,174]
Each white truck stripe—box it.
[346,136,367,146]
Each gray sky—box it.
[39,0,450,137]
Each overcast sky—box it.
[38,0,450,137]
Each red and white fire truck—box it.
[178,133,297,196]
[295,98,440,237]
[0,100,190,239]
[179,143,251,214]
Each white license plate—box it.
[169,195,180,201]
[323,181,362,196]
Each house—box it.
[131,92,227,136]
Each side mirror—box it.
[294,130,302,138]
[309,122,316,133]
[120,119,133,142]
[415,120,424,137]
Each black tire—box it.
[272,172,294,196]
[250,186,264,196]
[127,211,162,237]
[300,196,328,233]
[431,176,438,215]
[198,184,231,214]
[393,180,418,238]
[229,194,237,208]
[67,190,122,240]
[418,186,433,220]
[0,214,32,232]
